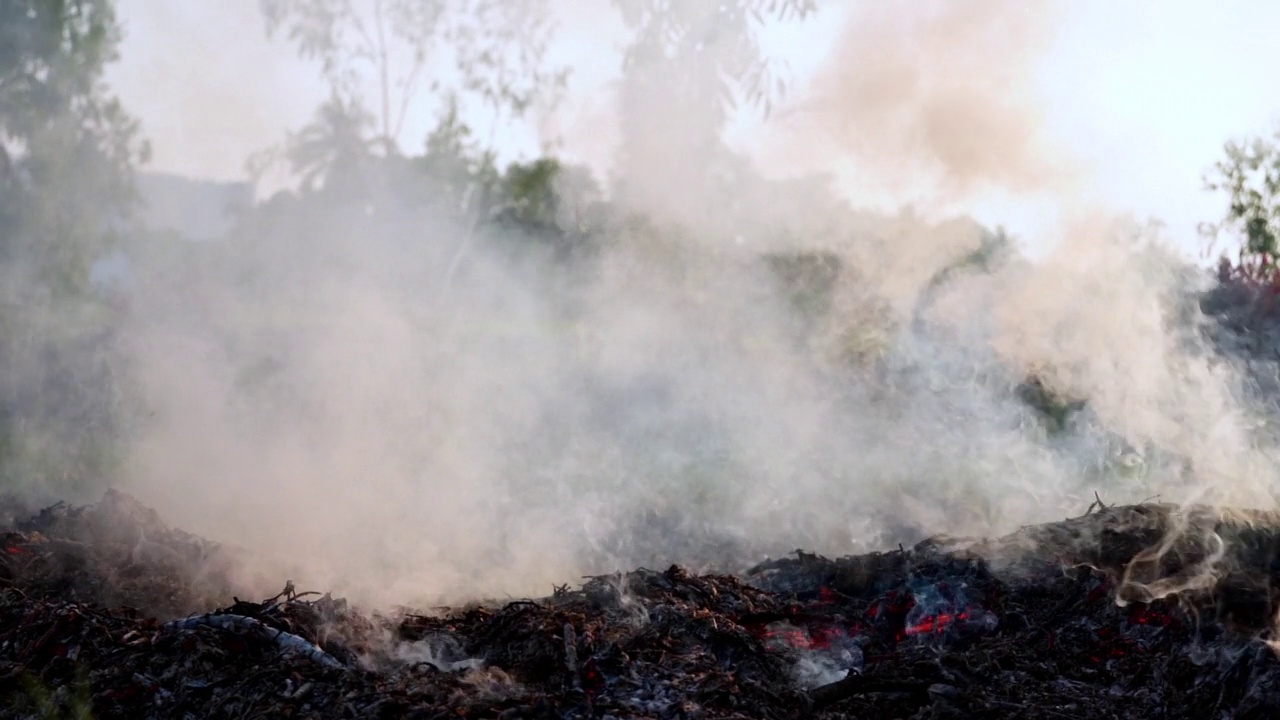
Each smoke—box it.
[763,0,1075,202]
[107,1,326,183]
[50,0,1278,611]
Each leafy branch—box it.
[261,0,567,157]
[612,0,816,122]
[1202,128,1280,285]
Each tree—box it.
[1202,128,1280,284]
[260,0,567,163]
[612,0,817,122]
[609,0,816,228]
[0,0,146,294]
[285,93,377,192]
[0,0,148,496]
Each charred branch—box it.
[3,492,1280,718]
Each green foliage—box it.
[0,0,119,135]
[762,250,842,322]
[0,0,145,496]
[495,159,601,231]
[0,0,146,292]
[12,661,95,719]
[284,93,377,192]
[263,1,808,203]
[1202,129,1280,282]
[1015,376,1086,436]
[481,157,605,267]
[501,158,559,223]
[925,227,1013,291]
[417,96,500,215]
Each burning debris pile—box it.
[3,493,1280,718]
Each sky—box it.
[104,1,1280,261]
[1030,1,1280,259]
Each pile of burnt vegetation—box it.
[2,491,1280,719]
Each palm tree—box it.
[286,93,379,192]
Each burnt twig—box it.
[1085,490,1109,516]
[808,672,931,712]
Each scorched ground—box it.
[1,490,1279,718]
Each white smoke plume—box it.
[87,0,1279,611]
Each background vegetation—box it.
[0,0,1275,510]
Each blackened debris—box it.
[3,493,1280,718]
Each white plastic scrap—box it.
[162,613,346,670]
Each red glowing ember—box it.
[763,625,840,651]
[1127,605,1175,627]
[902,609,970,637]
[756,580,995,656]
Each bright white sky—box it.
[106,1,1280,260]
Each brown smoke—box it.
[767,0,1073,200]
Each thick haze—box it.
[84,1,1280,608]
[108,0,1280,256]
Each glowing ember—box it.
[902,609,970,636]
[1127,605,1175,627]
[757,578,999,656]
[762,623,849,652]
[764,627,821,650]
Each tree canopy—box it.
[1203,127,1280,284]
[0,0,147,496]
